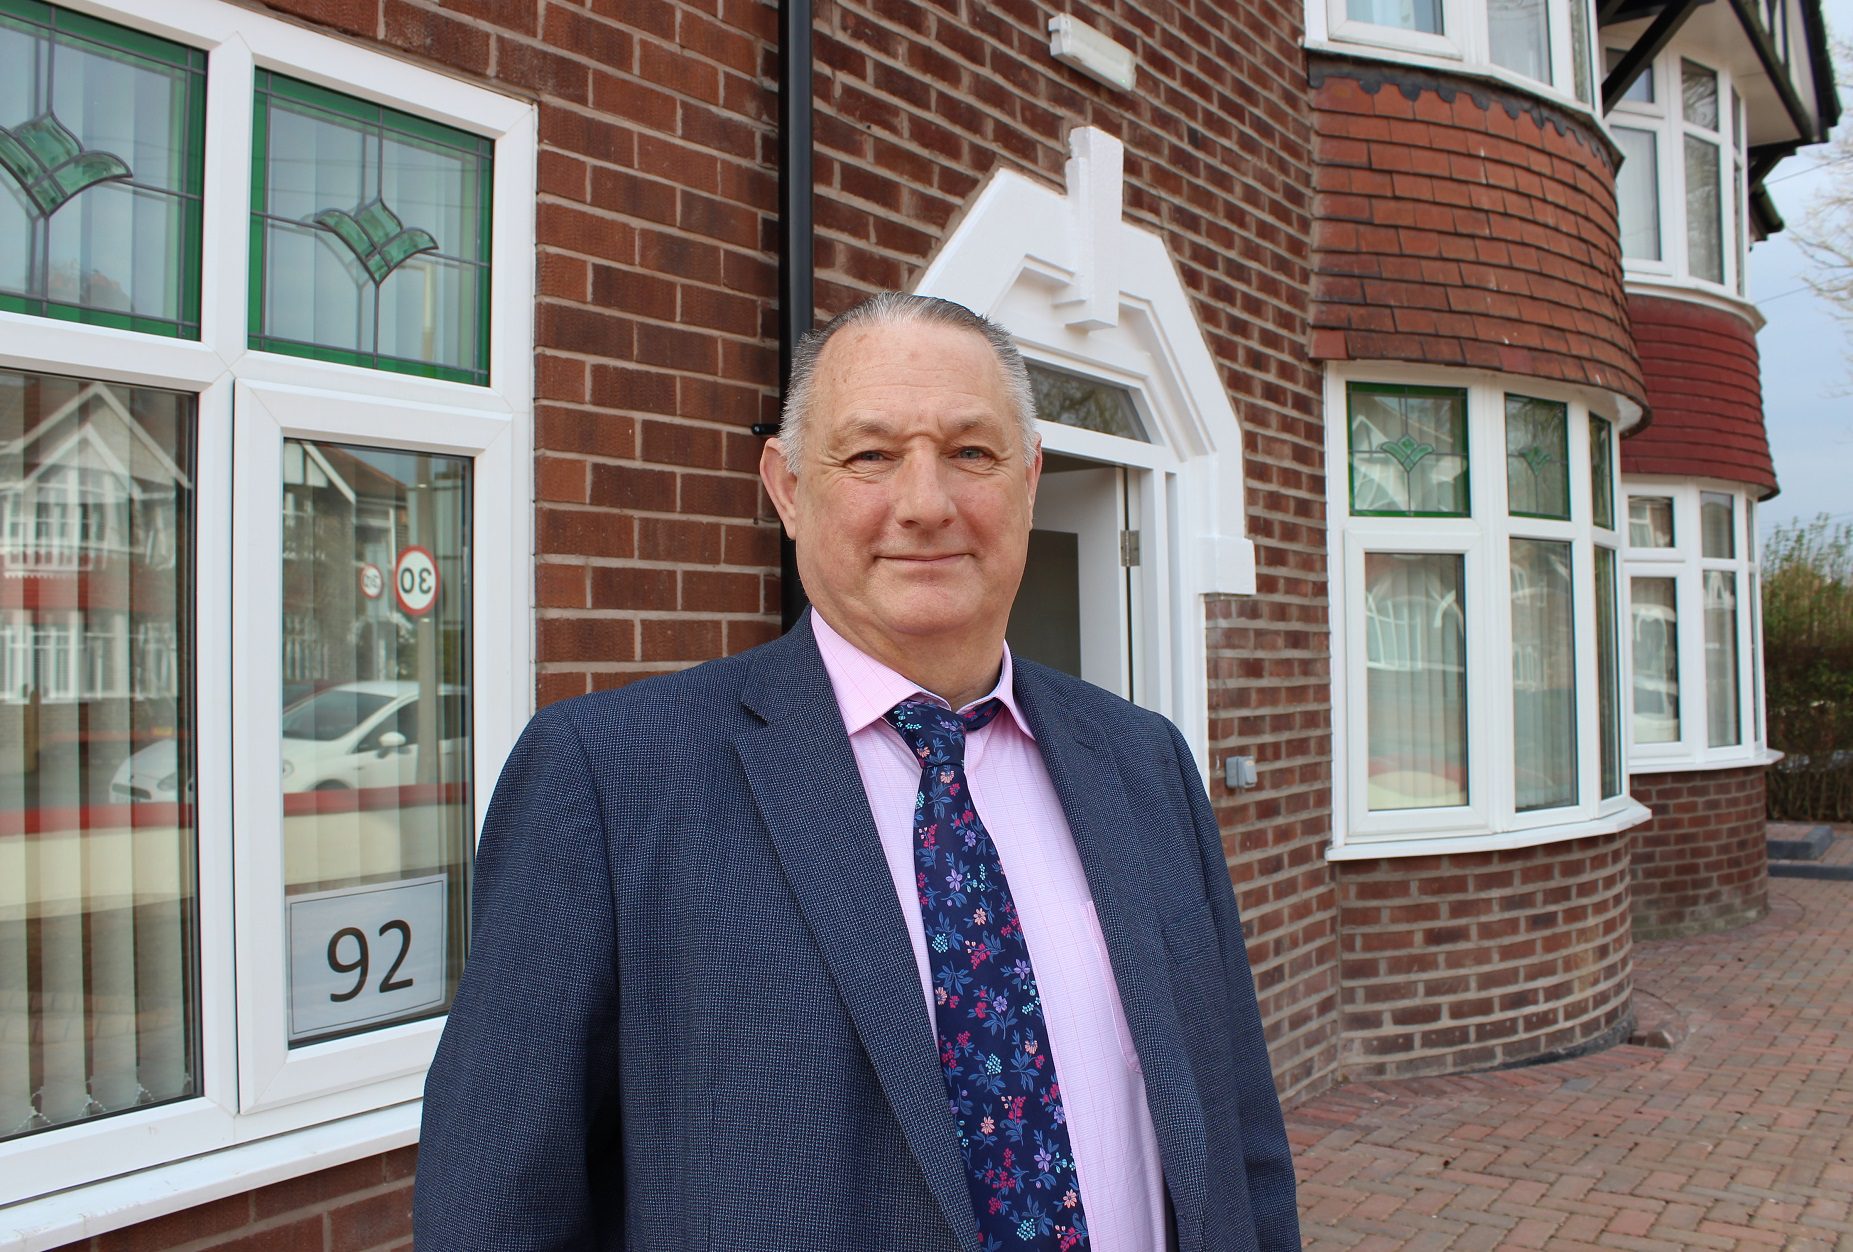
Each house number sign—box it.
[286,874,448,1043]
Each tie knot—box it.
[884,698,1003,766]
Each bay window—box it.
[1329,372,1645,857]
[1623,483,1766,767]
[1319,0,1598,104]
[1608,48,1749,296]
[0,0,532,1239]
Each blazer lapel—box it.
[1014,665,1211,1252]
[734,619,980,1252]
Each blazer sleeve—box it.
[1167,722,1302,1251]
[413,703,622,1250]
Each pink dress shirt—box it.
[811,612,1167,1252]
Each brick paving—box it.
[1287,871,1853,1250]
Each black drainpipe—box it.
[756,0,813,632]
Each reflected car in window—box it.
[111,680,464,798]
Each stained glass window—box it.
[250,72,492,384]
[1349,384,1469,516]
[1505,394,1569,519]
[1589,415,1614,529]
[0,0,204,337]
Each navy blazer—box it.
[414,615,1299,1250]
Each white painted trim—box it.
[0,1102,422,1251]
[913,130,1255,772]
[231,381,522,1115]
[1326,797,1652,860]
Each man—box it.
[413,293,1299,1250]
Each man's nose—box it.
[892,452,956,527]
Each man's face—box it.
[760,318,1042,671]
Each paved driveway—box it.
[1287,876,1853,1250]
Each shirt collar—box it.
[810,609,1035,741]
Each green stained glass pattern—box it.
[1590,416,1614,530]
[1348,383,1469,516]
[312,200,439,284]
[250,72,493,386]
[0,112,131,214]
[1027,361,1149,442]
[0,0,205,337]
[1505,394,1569,519]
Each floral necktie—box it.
[884,698,1090,1252]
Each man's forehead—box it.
[823,411,1002,444]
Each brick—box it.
[328,1183,413,1252]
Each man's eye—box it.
[851,450,889,463]
[954,447,992,460]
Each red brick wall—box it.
[67,1149,416,1252]
[1629,765,1769,939]
[1620,294,1774,495]
[1309,55,1646,411]
[1333,833,1634,1080]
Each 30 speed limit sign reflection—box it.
[394,546,440,616]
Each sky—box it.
[1748,0,1853,537]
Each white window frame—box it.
[0,0,534,1237]
[1622,479,1769,772]
[1309,0,1594,108]
[1326,366,1651,859]
[1609,47,1748,299]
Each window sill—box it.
[1326,798,1654,861]
[0,1102,421,1252]
[1628,747,1782,776]
[1620,277,1764,331]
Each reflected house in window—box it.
[0,378,187,708]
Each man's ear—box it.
[760,438,801,540]
[1024,434,1043,516]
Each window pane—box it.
[1348,384,1469,516]
[1347,0,1443,34]
[251,73,493,385]
[1489,0,1551,81]
[1026,362,1148,442]
[1614,127,1661,261]
[0,367,197,1141]
[1505,395,1569,518]
[1596,547,1621,797]
[1686,135,1723,283]
[1604,47,1654,103]
[1364,553,1467,810]
[1571,0,1592,103]
[1705,569,1740,747]
[1631,576,1680,744]
[1749,570,1762,737]
[1511,539,1576,810]
[1628,495,1674,547]
[282,441,472,1046]
[0,4,205,337]
[1590,416,1614,530]
[1700,490,1734,557]
[1681,59,1718,129]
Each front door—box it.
[1009,455,1132,698]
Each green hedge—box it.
[1764,516,1853,821]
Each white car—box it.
[110,681,466,799]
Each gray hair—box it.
[778,292,1038,471]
